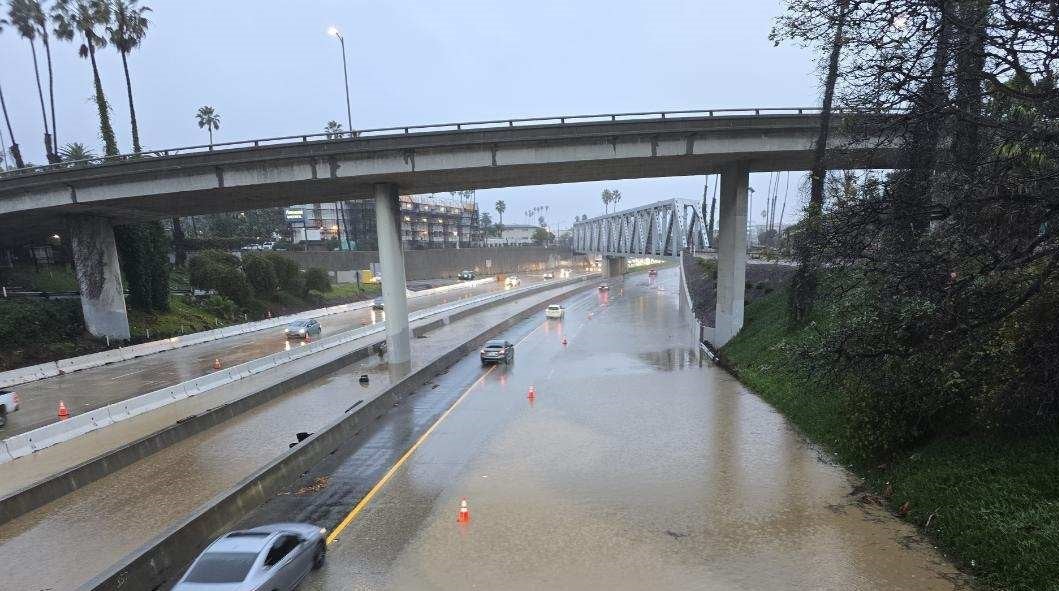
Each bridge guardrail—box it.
[0,274,595,461]
[0,107,896,178]
[0,278,493,390]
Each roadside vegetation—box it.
[0,250,374,371]
[715,283,1058,591]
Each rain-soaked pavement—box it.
[238,268,966,591]
[0,277,595,591]
[1,275,549,437]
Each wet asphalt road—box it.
[0,277,597,591]
[1,276,545,437]
[230,268,965,591]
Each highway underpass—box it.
[156,268,962,591]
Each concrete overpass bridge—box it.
[0,107,898,362]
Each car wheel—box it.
[312,541,326,570]
[0,408,6,428]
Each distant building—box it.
[484,224,539,246]
[287,194,481,251]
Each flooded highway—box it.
[267,268,967,591]
[1,275,546,437]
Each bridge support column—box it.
[714,164,749,346]
[602,256,627,278]
[374,182,411,373]
[68,215,131,341]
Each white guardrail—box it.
[0,276,591,463]
[0,278,493,390]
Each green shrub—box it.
[0,299,84,348]
[188,250,253,306]
[201,295,238,321]
[242,252,278,297]
[273,290,303,308]
[263,252,304,295]
[304,267,331,293]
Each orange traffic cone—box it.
[527,385,536,400]
[213,358,222,370]
[57,400,69,420]
[457,498,470,523]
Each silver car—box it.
[284,319,321,339]
[173,523,326,590]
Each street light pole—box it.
[328,27,353,134]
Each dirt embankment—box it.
[682,255,795,327]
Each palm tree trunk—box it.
[87,42,119,156]
[0,82,24,168]
[43,34,57,155]
[27,38,53,159]
[120,50,142,154]
[208,126,213,147]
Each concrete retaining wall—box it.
[284,247,590,280]
[80,278,596,591]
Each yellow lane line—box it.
[326,321,546,545]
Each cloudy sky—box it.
[0,0,820,231]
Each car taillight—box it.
[12,392,18,404]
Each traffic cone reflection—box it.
[57,400,69,419]
[213,358,222,369]
[527,385,536,400]
[457,498,470,523]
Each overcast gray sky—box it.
[0,0,819,231]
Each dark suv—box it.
[458,269,476,280]
[480,339,514,364]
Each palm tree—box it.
[0,17,25,168]
[494,200,506,233]
[52,0,119,157]
[324,120,343,139]
[108,0,150,154]
[610,189,622,211]
[8,0,54,161]
[601,188,612,213]
[59,141,96,163]
[196,106,220,147]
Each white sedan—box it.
[545,304,564,319]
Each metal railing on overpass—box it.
[0,106,872,179]
[573,199,708,259]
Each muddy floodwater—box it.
[306,269,969,591]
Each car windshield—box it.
[484,340,505,348]
[548,305,561,310]
[287,321,308,328]
[184,551,258,583]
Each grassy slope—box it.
[721,287,1059,591]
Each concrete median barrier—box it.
[0,279,493,390]
[80,277,598,591]
[0,275,597,527]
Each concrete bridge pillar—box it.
[714,164,749,346]
[374,182,411,373]
[68,215,131,340]
[602,255,627,278]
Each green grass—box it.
[0,264,79,292]
[318,281,380,302]
[128,296,228,339]
[721,287,1059,591]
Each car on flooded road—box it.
[480,339,514,364]
[504,275,521,288]
[0,389,19,428]
[284,319,321,339]
[648,268,657,277]
[173,523,326,591]
[598,283,610,291]
[542,271,554,279]
[545,304,564,319]
[457,269,476,280]
[372,297,385,310]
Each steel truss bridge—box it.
[572,199,708,259]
